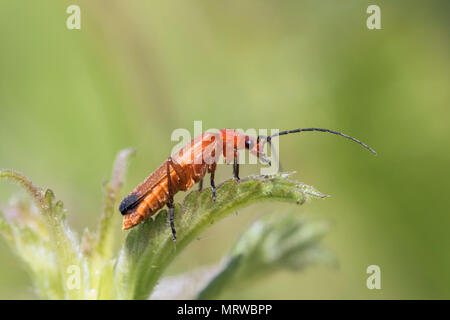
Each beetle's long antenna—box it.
[267,128,377,155]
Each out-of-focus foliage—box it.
[0,0,449,298]
[197,213,334,299]
[0,170,87,299]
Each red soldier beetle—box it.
[119,128,376,241]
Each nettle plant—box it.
[0,149,333,299]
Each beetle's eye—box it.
[245,138,253,149]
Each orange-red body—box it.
[120,129,263,229]
[120,127,375,232]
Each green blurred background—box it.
[0,0,449,299]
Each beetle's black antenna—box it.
[267,128,377,155]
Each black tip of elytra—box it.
[119,193,139,215]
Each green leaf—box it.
[197,212,334,299]
[94,147,136,259]
[0,170,44,208]
[0,204,63,299]
[114,172,328,300]
[0,170,85,299]
[89,148,135,299]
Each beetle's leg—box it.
[167,157,189,190]
[165,160,176,242]
[208,163,217,201]
[165,160,177,242]
[166,157,191,241]
[167,157,186,242]
[198,179,203,192]
[233,150,240,181]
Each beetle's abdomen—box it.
[122,164,204,230]
[123,176,172,229]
